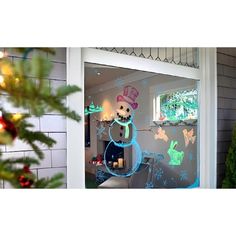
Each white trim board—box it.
[199,48,217,188]
[67,48,85,188]
[83,48,201,80]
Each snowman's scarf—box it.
[114,118,132,139]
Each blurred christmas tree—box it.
[222,125,236,188]
[0,48,81,188]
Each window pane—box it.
[160,89,198,121]
[85,62,199,189]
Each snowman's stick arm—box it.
[137,128,155,134]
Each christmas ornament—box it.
[18,165,34,188]
[0,115,17,144]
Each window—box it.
[153,88,198,123]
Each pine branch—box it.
[0,48,81,188]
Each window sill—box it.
[152,119,197,127]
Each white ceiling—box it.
[85,62,191,94]
[85,63,135,90]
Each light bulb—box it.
[12,113,22,121]
[0,51,4,59]
[0,75,4,83]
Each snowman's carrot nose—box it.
[116,109,126,116]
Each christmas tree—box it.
[222,124,236,188]
[0,48,81,188]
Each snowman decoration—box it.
[104,85,142,177]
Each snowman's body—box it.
[104,99,142,177]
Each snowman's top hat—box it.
[117,85,139,110]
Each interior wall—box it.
[0,48,67,188]
[85,73,198,187]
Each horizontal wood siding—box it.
[217,48,236,187]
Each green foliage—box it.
[0,48,81,188]
[160,89,198,121]
[222,124,236,188]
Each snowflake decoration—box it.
[115,78,125,88]
[96,170,106,183]
[188,152,193,161]
[145,182,154,189]
[96,123,106,139]
[148,167,152,173]
[179,170,188,181]
[141,79,148,87]
[155,168,164,180]
[163,179,168,186]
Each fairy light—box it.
[0,51,4,59]
[12,113,22,121]
[0,75,4,84]
[15,77,20,83]
[0,75,5,88]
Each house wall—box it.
[0,48,67,188]
[217,48,236,187]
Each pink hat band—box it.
[117,95,138,110]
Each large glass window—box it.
[84,62,199,189]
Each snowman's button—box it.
[119,133,123,137]
[120,126,123,130]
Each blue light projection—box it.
[104,117,142,177]
[187,178,200,188]
[180,170,188,181]
[145,182,154,189]
[142,150,164,162]
[108,119,137,148]
[163,179,168,186]
[104,140,142,177]
[155,168,164,180]
[96,123,106,139]
[188,152,193,161]
[96,169,107,183]
[141,79,148,87]
[115,78,125,88]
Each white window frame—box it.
[67,47,217,189]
